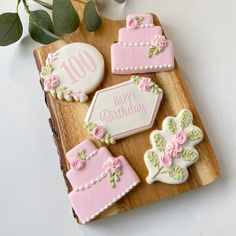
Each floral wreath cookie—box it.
[40,42,104,102]
[144,109,204,184]
[84,75,163,144]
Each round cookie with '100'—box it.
[40,42,105,102]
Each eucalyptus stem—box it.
[32,0,53,10]
[16,0,21,12]
[22,0,61,40]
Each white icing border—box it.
[112,64,172,72]
[138,23,154,28]
[82,180,139,224]
[73,170,108,192]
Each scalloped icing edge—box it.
[82,180,140,224]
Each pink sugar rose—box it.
[70,159,85,170]
[93,126,105,139]
[138,77,154,91]
[152,35,168,48]
[175,131,187,145]
[103,157,121,173]
[127,17,138,29]
[160,154,172,167]
[44,75,60,90]
[166,141,182,158]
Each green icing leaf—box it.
[28,10,59,44]
[135,16,144,25]
[169,165,185,181]
[153,133,166,152]
[84,122,96,132]
[131,75,140,84]
[77,149,86,160]
[0,12,23,46]
[147,150,159,167]
[83,0,101,32]
[55,86,71,97]
[181,149,198,161]
[167,118,177,134]
[40,64,53,78]
[187,129,203,141]
[180,110,192,129]
[53,0,80,37]
[108,169,121,188]
[148,45,160,58]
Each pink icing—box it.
[44,75,60,90]
[166,141,182,158]
[126,13,153,27]
[103,157,121,172]
[152,35,168,48]
[92,126,105,139]
[66,140,140,223]
[175,131,187,145]
[138,77,154,91]
[127,18,138,29]
[160,154,172,167]
[70,159,85,170]
[111,13,174,75]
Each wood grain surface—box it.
[33,2,220,223]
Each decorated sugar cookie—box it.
[144,109,204,184]
[40,43,104,102]
[111,13,174,74]
[66,139,140,224]
[84,75,163,144]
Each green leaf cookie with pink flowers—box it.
[144,109,204,184]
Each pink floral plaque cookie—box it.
[144,109,204,184]
[40,42,104,102]
[84,75,163,144]
[111,13,174,74]
[66,139,140,224]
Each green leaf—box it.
[83,0,101,32]
[40,64,54,78]
[53,0,80,36]
[113,0,127,3]
[153,133,166,152]
[32,0,53,10]
[167,118,177,134]
[147,150,159,167]
[29,10,59,44]
[169,165,185,181]
[181,149,198,161]
[187,129,203,141]
[148,45,157,58]
[180,110,192,129]
[0,13,23,46]
[131,75,140,84]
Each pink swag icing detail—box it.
[93,126,105,139]
[175,131,187,145]
[138,77,154,91]
[152,35,168,49]
[103,157,121,173]
[127,18,138,29]
[70,159,85,170]
[160,154,172,167]
[44,75,60,90]
[166,141,182,158]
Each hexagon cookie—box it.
[84,75,163,144]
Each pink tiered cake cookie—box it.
[111,13,174,74]
[66,140,140,224]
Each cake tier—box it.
[68,156,140,224]
[66,146,112,189]
[126,13,153,27]
[118,26,162,44]
[111,41,174,74]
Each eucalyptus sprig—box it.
[0,0,106,46]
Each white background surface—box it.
[0,0,235,235]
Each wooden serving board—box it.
[33,3,220,223]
